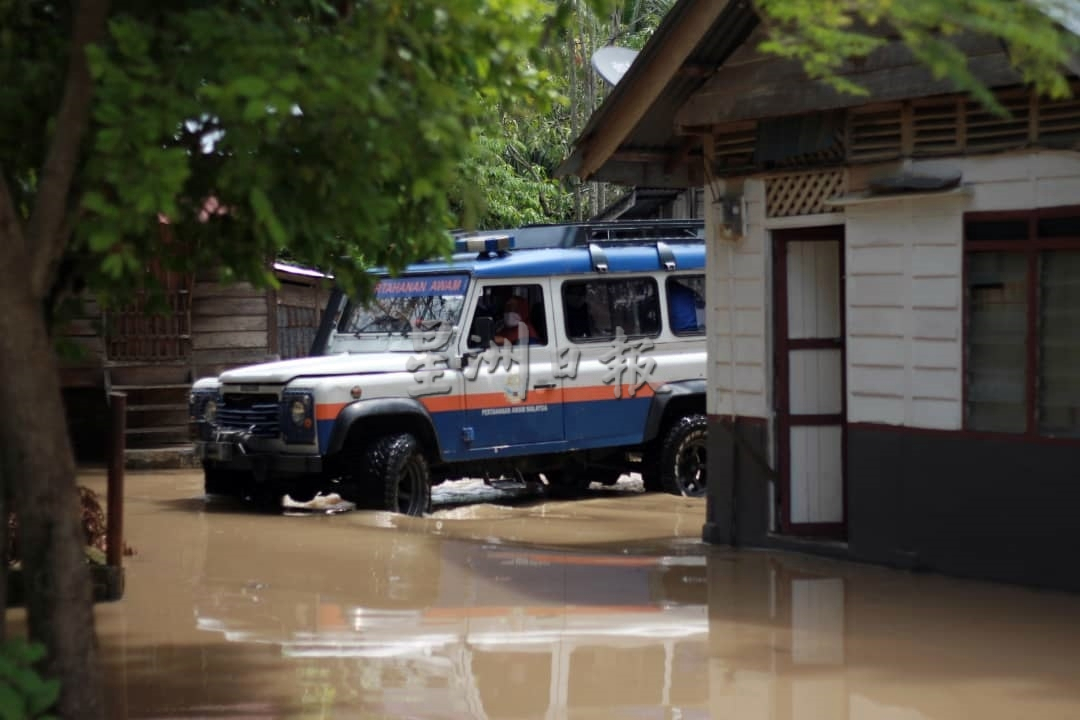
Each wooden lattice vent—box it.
[106,288,192,362]
[845,83,1080,164]
[1037,89,1080,148]
[765,170,846,218]
[712,122,757,173]
[847,104,903,162]
[965,88,1031,153]
[911,96,964,155]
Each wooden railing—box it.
[105,289,192,362]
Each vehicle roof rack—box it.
[455,219,704,251]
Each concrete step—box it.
[124,446,198,470]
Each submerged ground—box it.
[9,469,1080,719]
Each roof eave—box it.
[558,0,733,181]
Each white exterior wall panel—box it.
[844,151,1080,429]
[844,195,964,430]
[707,151,1080,430]
[707,178,769,419]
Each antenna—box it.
[591,46,639,86]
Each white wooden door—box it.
[774,228,846,537]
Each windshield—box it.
[328,274,470,353]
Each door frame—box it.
[772,226,847,538]
[458,277,565,453]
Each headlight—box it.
[282,392,316,443]
[289,398,308,426]
[203,398,218,424]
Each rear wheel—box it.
[658,414,708,497]
[350,433,432,516]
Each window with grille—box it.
[964,211,1080,437]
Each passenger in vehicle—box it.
[495,295,541,345]
[669,280,703,333]
[564,284,591,339]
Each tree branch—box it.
[26,0,111,302]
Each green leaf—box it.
[249,188,287,246]
[88,229,117,253]
[231,75,270,97]
[0,684,27,720]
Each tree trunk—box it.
[0,271,102,719]
[0,461,8,636]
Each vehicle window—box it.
[562,277,661,342]
[331,274,469,353]
[468,283,548,348]
[666,275,706,335]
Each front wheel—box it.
[352,433,432,516]
[658,415,708,497]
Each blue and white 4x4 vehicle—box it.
[190,222,707,515]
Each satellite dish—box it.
[591,46,639,86]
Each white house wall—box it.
[845,150,1080,429]
[844,194,965,429]
[706,150,1080,430]
[706,178,770,419]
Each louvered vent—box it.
[848,104,903,162]
[712,123,757,173]
[765,170,846,218]
[965,90,1031,152]
[912,97,963,155]
[1038,91,1080,148]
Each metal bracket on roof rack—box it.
[655,241,676,271]
[588,243,609,272]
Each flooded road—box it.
[9,469,1080,719]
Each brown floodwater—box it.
[8,469,1080,719]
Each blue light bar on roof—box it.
[455,233,515,254]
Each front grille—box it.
[217,393,280,438]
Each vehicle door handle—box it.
[534,381,557,389]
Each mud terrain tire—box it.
[357,433,432,516]
[658,414,708,497]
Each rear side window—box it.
[562,277,661,342]
[666,275,705,335]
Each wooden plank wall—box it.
[275,279,329,359]
[191,281,273,381]
[57,294,107,388]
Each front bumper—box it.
[194,436,323,475]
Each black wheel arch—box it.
[643,379,706,443]
[324,397,442,459]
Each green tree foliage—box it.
[0,1,612,717]
[70,0,583,299]
[0,640,59,720]
[453,104,579,229]
[755,0,1080,112]
[452,0,677,228]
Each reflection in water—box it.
[14,471,1080,719]
[192,515,712,719]
[706,554,1080,720]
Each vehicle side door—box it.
[556,274,663,448]
[457,278,565,453]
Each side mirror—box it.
[470,316,494,348]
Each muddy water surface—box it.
[9,469,1080,719]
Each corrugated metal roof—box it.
[561,0,1080,188]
